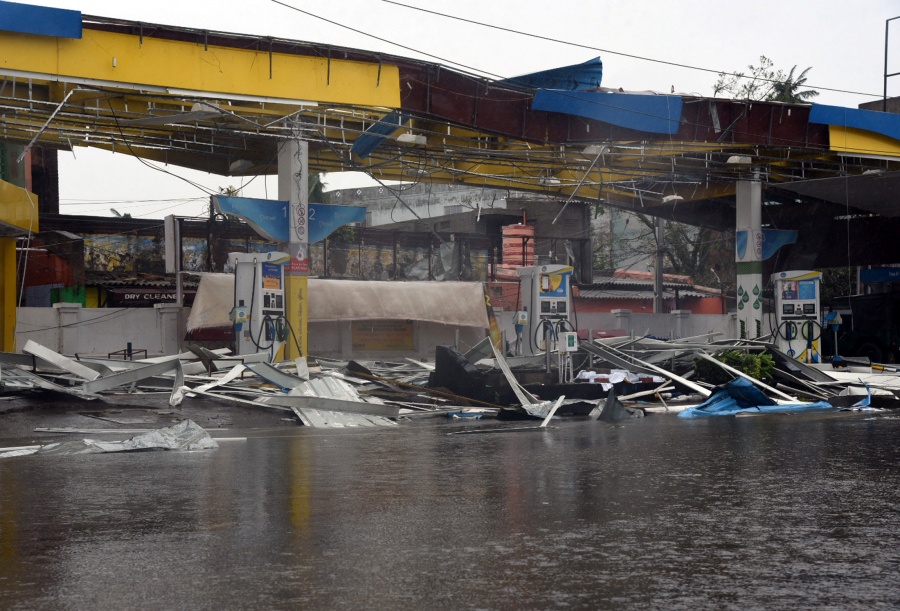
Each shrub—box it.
[694,350,775,385]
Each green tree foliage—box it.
[694,350,775,385]
[661,222,734,289]
[309,173,330,203]
[820,266,855,304]
[590,208,735,290]
[713,56,819,103]
[769,65,820,103]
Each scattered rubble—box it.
[0,420,219,457]
[2,333,898,446]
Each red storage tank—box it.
[501,224,535,266]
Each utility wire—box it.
[381,0,883,99]
[269,0,490,78]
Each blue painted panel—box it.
[0,1,81,38]
[350,111,408,159]
[214,196,366,243]
[761,229,797,260]
[860,267,900,283]
[735,230,748,260]
[308,203,366,243]
[532,90,682,134]
[498,57,603,91]
[810,103,900,142]
[214,196,287,242]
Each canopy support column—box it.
[278,135,309,360]
[735,178,763,339]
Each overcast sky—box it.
[19,0,900,218]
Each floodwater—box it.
[1,403,899,609]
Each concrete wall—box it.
[15,303,187,357]
[16,305,487,360]
[494,308,738,347]
[16,304,736,360]
[332,183,525,227]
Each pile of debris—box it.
[1,334,897,439]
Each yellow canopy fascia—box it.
[0,28,399,108]
[828,126,900,159]
[0,179,39,234]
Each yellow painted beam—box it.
[0,181,39,352]
[828,126,900,159]
[0,180,39,233]
[0,238,15,352]
[0,28,399,107]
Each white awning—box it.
[187,274,488,332]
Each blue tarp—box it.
[678,378,833,418]
[498,57,604,91]
[532,90,682,135]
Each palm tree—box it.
[769,65,819,103]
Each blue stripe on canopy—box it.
[0,1,82,38]
[810,103,900,142]
[498,57,603,91]
[532,90,682,134]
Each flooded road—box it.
[1,403,899,609]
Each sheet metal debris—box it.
[3,334,899,437]
[1,420,218,457]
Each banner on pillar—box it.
[737,228,798,262]
[735,229,763,262]
[285,140,309,275]
[213,196,367,244]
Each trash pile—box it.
[1,333,897,442]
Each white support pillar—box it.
[54,302,81,355]
[670,309,691,338]
[155,303,183,356]
[612,308,632,331]
[278,136,309,360]
[735,179,763,339]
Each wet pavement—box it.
[1,394,899,609]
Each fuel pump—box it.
[516,264,575,356]
[231,251,289,360]
[772,270,822,362]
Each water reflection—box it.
[1,411,898,608]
